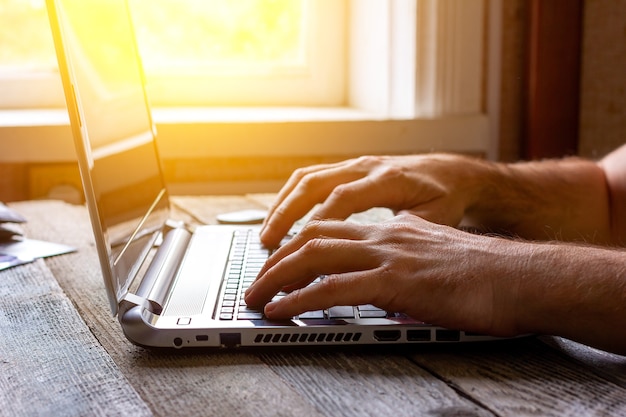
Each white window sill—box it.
[153,106,386,123]
[0,108,70,127]
[0,107,490,162]
[0,106,385,128]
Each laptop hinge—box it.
[134,226,192,315]
[119,292,152,317]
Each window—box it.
[131,0,345,106]
[0,0,63,108]
[0,0,501,167]
[0,0,345,108]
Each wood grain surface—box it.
[4,198,626,417]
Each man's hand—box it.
[260,154,488,247]
[248,214,516,336]
[247,213,626,354]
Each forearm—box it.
[496,239,626,354]
[464,158,612,244]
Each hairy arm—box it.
[496,238,626,355]
[248,214,626,354]
[463,157,613,244]
[259,152,616,247]
[249,147,626,354]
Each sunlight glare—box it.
[129,0,306,75]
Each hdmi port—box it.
[373,330,401,342]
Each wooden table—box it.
[2,197,626,417]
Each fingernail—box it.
[259,228,269,245]
[264,302,276,317]
[244,284,255,299]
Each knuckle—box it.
[288,288,305,306]
[328,183,353,201]
[300,236,327,255]
[292,166,313,180]
[299,219,325,237]
[377,164,405,182]
[316,275,342,297]
[298,172,322,192]
[387,215,420,235]
[354,155,383,167]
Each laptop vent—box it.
[253,332,363,344]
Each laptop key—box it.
[237,312,264,320]
[359,309,388,319]
[328,306,356,319]
[298,310,325,320]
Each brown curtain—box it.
[524,0,584,159]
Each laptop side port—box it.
[373,330,401,342]
[435,329,461,342]
[407,329,431,342]
[220,333,242,348]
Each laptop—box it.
[46,0,502,348]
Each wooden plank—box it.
[166,195,626,416]
[408,339,626,416]
[0,259,151,417]
[12,200,324,417]
[14,199,486,416]
[13,199,626,416]
[539,336,626,388]
[260,348,494,417]
[168,197,495,415]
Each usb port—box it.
[407,329,431,341]
[195,335,209,342]
[436,329,460,342]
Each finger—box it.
[246,221,364,305]
[260,166,369,247]
[245,231,377,307]
[258,219,368,279]
[263,270,383,319]
[263,163,334,224]
[311,173,404,222]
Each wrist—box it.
[475,237,570,337]
[453,156,500,229]
[502,241,626,352]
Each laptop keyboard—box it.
[218,229,269,320]
[217,230,390,321]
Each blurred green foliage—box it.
[0,0,304,73]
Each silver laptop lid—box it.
[47,0,170,315]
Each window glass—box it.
[130,0,306,76]
[0,0,56,72]
[0,0,305,74]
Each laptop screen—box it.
[48,0,170,314]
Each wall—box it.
[498,0,529,162]
[578,0,626,159]
[498,0,626,161]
